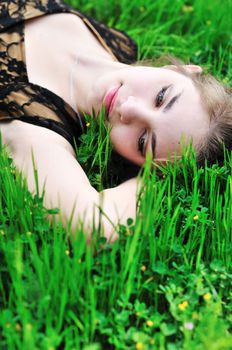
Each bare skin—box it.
[0,13,139,242]
[24,13,209,165]
[0,13,209,241]
[24,13,118,108]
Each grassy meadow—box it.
[0,0,232,349]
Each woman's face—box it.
[92,65,210,165]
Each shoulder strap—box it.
[70,9,138,64]
[0,0,137,64]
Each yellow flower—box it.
[141,265,146,272]
[203,292,211,301]
[178,301,188,311]
[192,312,199,320]
[15,323,21,331]
[146,320,154,327]
[65,250,70,256]
[86,122,90,127]
[0,230,5,236]
[26,323,32,331]
[27,231,32,236]
[182,5,194,13]
[136,342,143,350]
[193,215,199,220]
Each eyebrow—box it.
[151,132,156,159]
[163,91,183,112]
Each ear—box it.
[182,64,203,74]
[163,64,203,74]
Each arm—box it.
[100,177,139,240]
[6,121,140,242]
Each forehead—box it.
[127,66,201,98]
[132,66,190,82]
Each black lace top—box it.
[0,0,137,149]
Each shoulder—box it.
[0,119,76,157]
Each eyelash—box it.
[155,86,169,107]
[138,129,147,156]
[137,86,169,156]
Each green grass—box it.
[0,0,232,349]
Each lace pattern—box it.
[0,0,138,149]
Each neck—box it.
[69,51,126,116]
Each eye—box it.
[155,86,169,107]
[138,129,147,156]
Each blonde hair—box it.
[189,73,232,166]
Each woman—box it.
[0,0,231,242]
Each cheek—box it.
[156,135,181,159]
[155,122,189,159]
[110,126,135,155]
[110,126,142,164]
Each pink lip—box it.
[104,85,121,118]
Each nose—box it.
[119,96,151,125]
